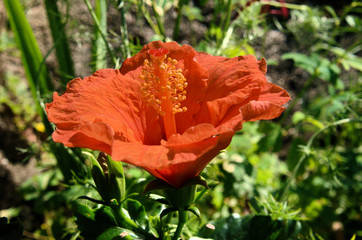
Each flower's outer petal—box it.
[52,122,114,154]
[195,53,290,130]
[258,82,290,105]
[159,124,234,187]
[121,41,209,134]
[46,69,162,152]
[239,100,286,122]
[110,141,169,169]
[195,54,265,125]
[216,82,290,129]
[111,123,234,188]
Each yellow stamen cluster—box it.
[140,54,188,116]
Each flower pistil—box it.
[140,48,188,139]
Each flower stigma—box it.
[140,48,188,140]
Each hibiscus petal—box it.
[215,82,290,130]
[52,122,114,154]
[195,53,290,130]
[111,141,169,168]
[111,123,234,187]
[165,123,220,146]
[240,100,286,122]
[46,69,162,151]
[259,82,290,105]
[195,54,268,125]
[158,126,234,187]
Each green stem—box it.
[173,0,185,40]
[142,6,161,36]
[93,0,108,71]
[215,0,233,55]
[152,1,166,40]
[118,1,131,59]
[44,0,75,84]
[260,1,310,11]
[172,210,188,240]
[222,0,232,40]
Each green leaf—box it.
[328,46,362,72]
[183,5,204,21]
[85,152,109,201]
[160,207,177,219]
[85,153,126,203]
[292,111,306,125]
[74,202,96,221]
[224,42,255,58]
[341,56,362,72]
[107,155,126,202]
[281,53,318,74]
[147,193,169,205]
[250,196,303,221]
[122,199,148,228]
[249,197,262,214]
[188,206,201,218]
[73,202,134,240]
[92,0,108,71]
[95,205,118,226]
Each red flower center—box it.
[140,48,188,140]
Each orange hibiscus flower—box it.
[46,41,290,188]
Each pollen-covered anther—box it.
[140,48,188,116]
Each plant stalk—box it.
[172,210,188,240]
[173,0,185,40]
[119,2,131,59]
[152,1,166,40]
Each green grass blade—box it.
[44,0,75,85]
[4,0,88,182]
[173,0,186,40]
[118,2,131,59]
[92,0,108,71]
[84,0,117,67]
[4,0,54,136]
[4,0,53,100]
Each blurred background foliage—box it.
[0,0,361,239]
